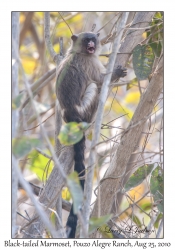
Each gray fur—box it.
[56,32,127,123]
[55,32,127,238]
[56,32,106,123]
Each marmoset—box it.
[56,32,127,238]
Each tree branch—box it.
[18,181,72,212]
[114,12,156,67]
[44,12,57,62]
[12,12,20,238]
[18,54,68,237]
[22,11,157,239]
[24,146,74,237]
[44,12,65,233]
[19,12,34,46]
[23,13,71,237]
[90,56,163,237]
[20,68,56,111]
[156,219,163,238]
[14,156,58,238]
[110,10,156,218]
[81,12,129,237]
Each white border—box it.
[1,1,175,249]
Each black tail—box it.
[66,136,85,238]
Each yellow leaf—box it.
[50,12,59,17]
[128,183,145,200]
[142,32,147,39]
[52,93,57,100]
[127,78,138,90]
[12,102,17,109]
[105,97,133,120]
[124,91,140,104]
[87,131,92,141]
[34,12,44,19]
[53,43,60,54]
[55,23,72,38]
[62,187,71,201]
[56,13,83,37]
[21,57,37,75]
[20,13,26,23]
[70,13,83,23]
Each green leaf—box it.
[12,93,24,109]
[50,211,56,225]
[79,122,89,130]
[28,150,53,181]
[130,215,142,227]
[89,214,112,235]
[154,12,162,19]
[67,172,83,214]
[126,78,138,91]
[150,42,162,57]
[87,131,92,141]
[133,44,155,80]
[139,202,152,213]
[150,166,163,213]
[124,164,154,192]
[12,137,42,159]
[154,213,163,228]
[58,122,89,146]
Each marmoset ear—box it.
[71,34,78,41]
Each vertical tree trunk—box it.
[91,57,163,237]
[12,11,19,238]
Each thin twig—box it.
[58,12,73,35]
[35,148,52,160]
[81,12,129,238]
[24,210,43,237]
[24,112,55,131]
[109,219,131,238]
[144,212,159,238]
[125,193,151,218]
[13,154,58,238]
[19,180,72,212]
[12,12,20,238]
[44,12,64,234]
[17,211,30,222]
[21,70,56,110]
[156,219,163,238]
[44,12,57,62]
[16,51,67,182]
[77,210,88,238]
[97,13,119,33]
[27,102,55,125]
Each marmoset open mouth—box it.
[87,46,95,53]
[87,41,95,54]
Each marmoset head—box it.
[71,32,100,55]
